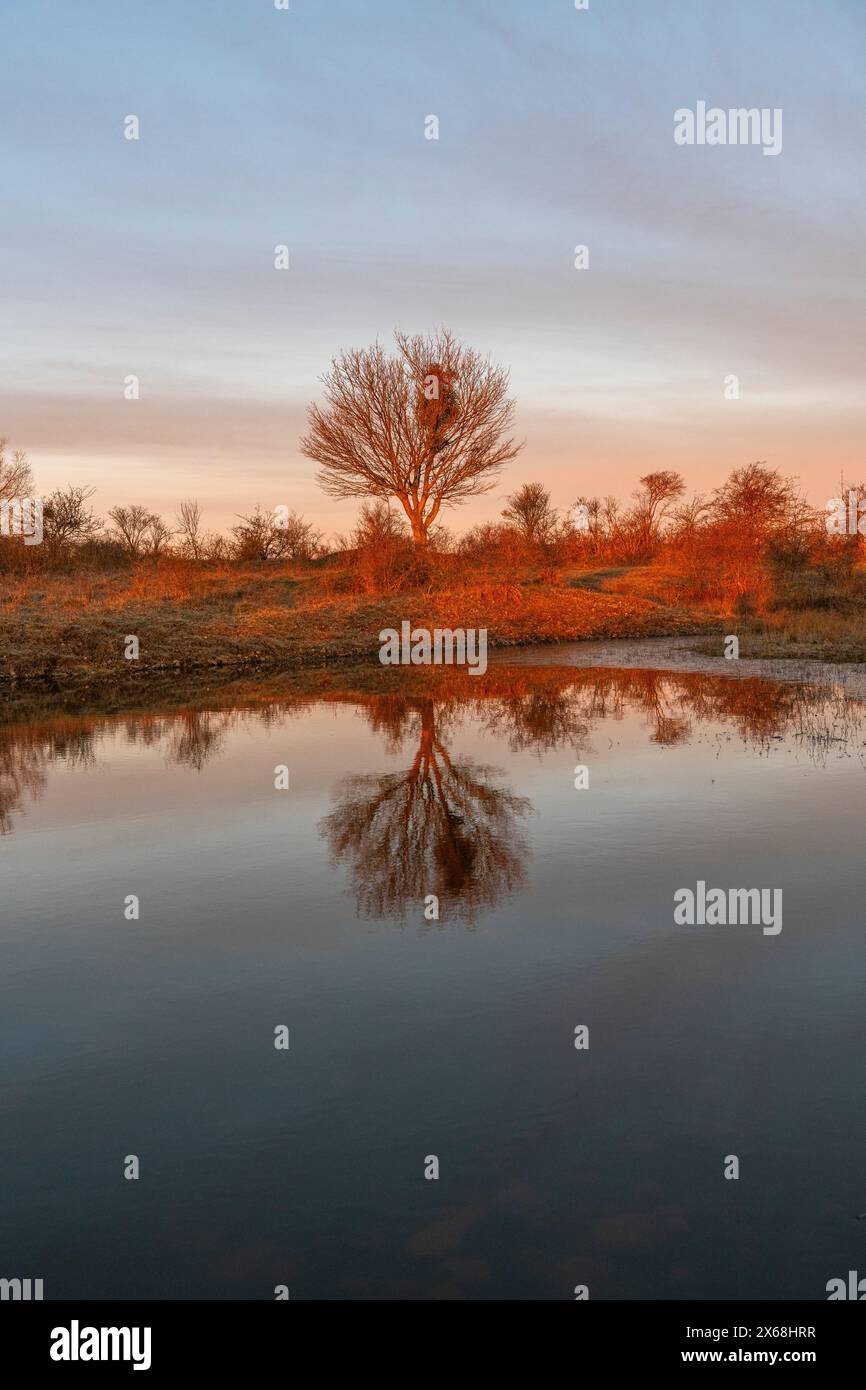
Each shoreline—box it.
[3,631,866,727]
[3,565,865,716]
[0,584,719,698]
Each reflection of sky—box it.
[4,684,865,926]
[3,686,866,1296]
[2,0,864,530]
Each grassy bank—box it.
[4,555,865,703]
[0,559,717,693]
[607,563,866,663]
[732,611,866,663]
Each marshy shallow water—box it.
[2,646,865,1298]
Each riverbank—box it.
[3,559,865,708]
[0,561,717,695]
[3,637,865,734]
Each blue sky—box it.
[1,0,864,533]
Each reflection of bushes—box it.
[0,721,95,833]
[4,665,864,841]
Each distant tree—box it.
[302,328,523,547]
[202,532,229,563]
[175,498,204,559]
[501,481,558,545]
[352,500,408,549]
[43,485,100,547]
[600,495,623,555]
[565,495,601,551]
[0,438,33,501]
[107,504,160,557]
[668,494,709,540]
[664,465,813,612]
[828,469,866,550]
[274,508,323,560]
[231,507,277,562]
[143,515,173,557]
[631,470,686,551]
[231,506,322,562]
[709,463,811,535]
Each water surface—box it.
[2,652,865,1299]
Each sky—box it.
[1,0,864,538]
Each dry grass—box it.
[731,610,866,662]
[606,559,866,662]
[0,558,717,690]
[3,549,863,695]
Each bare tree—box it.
[352,500,408,548]
[631,471,686,551]
[273,508,323,560]
[301,328,523,546]
[709,463,811,534]
[568,494,600,552]
[501,481,558,545]
[108,504,159,557]
[601,495,622,548]
[203,531,229,562]
[144,514,173,557]
[668,493,709,541]
[0,438,33,501]
[231,505,322,562]
[175,498,203,559]
[43,485,100,547]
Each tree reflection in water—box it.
[3,666,865,925]
[320,697,530,922]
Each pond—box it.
[2,647,864,1299]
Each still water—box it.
[2,649,865,1299]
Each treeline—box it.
[0,440,324,571]
[335,465,866,615]
[2,436,864,617]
